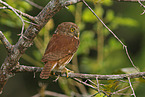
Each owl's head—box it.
[55,22,80,39]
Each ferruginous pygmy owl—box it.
[40,22,80,79]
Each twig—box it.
[25,0,43,9]
[0,31,12,52]
[87,79,97,86]
[0,6,7,9]
[0,5,37,23]
[82,0,140,72]
[0,0,25,36]
[141,10,145,15]
[14,8,36,22]
[138,0,145,8]
[72,78,108,96]
[128,77,136,97]
[117,0,145,1]
[96,77,100,94]
[138,0,145,15]
[24,20,39,26]
[112,86,130,94]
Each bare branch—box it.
[12,64,42,73]
[96,77,100,94]
[13,8,36,22]
[0,0,25,36]
[82,0,140,72]
[1,6,36,22]
[0,31,12,52]
[112,86,130,95]
[8,65,145,80]
[138,0,145,8]
[72,78,108,96]
[138,0,145,15]
[25,0,43,9]
[128,77,136,97]
[58,72,145,80]
[0,6,6,9]
[117,0,145,1]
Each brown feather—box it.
[40,61,57,79]
[41,34,79,62]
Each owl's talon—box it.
[64,67,74,78]
[53,72,55,75]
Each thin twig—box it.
[1,5,37,23]
[72,78,108,96]
[0,0,25,37]
[25,0,43,9]
[117,0,145,1]
[14,8,36,22]
[96,77,100,94]
[87,79,97,86]
[138,0,145,15]
[24,20,39,26]
[141,10,145,15]
[0,6,7,9]
[138,0,145,8]
[112,86,130,94]
[128,77,136,97]
[82,0,140,72]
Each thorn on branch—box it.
[0,31,12,52]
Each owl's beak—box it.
[76,30,80,38]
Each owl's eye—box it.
[70,28,75,32]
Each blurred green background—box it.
[0,0,145,97]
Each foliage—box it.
[0,0,145,97]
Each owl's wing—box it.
[41,34,79,63]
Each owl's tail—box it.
[40,61,56,79]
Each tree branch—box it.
[11,65,145,80]
[0,0,82,93]
[58,72,145,80]
[0,31,12,52]
[12,65,43,73]
[5,64,145,96]
[116,0,145,1]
